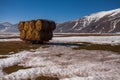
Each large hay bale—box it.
[18,22,24,31]
[20,30,26,39]
[24,21,29,31]
[18,19,56,43]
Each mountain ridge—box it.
[0,8,120,33]
[0,22,18,33]
[55,8,120,33]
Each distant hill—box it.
[55,8,120,33]
[0,22,18,33]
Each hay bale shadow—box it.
[44,42,87,47]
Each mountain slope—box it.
[0,22,18,33]
[55,8,120,33]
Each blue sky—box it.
[0,0,120,24]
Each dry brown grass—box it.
[0,56,8,59]
[54,33,120,37]
[3,65,30,74]
[73,43,120,53]
[34,76,59,80]
[0,41,49,55]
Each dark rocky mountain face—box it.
[55,8,120,33]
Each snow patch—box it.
[72,22,78,29]
[0,38,21,42]
[60,76,94,80]
[51,36,120,45]
[109,19,120,32]
[0,51,31,68]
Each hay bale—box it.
[35,19,53,31]
[47,31,53,40]
[48,32,53,40]
[29,20,35,31]
[24,21,29,31]
[25,30,32,40]
[20,30,26,39]
[18,22,24,31]
[51,22,56,30]
[31,30,40,41]
[43,20,56,31]
[39,31,45,40]
[42,20,50,31]
[35,20,42,31]
[41,31,53,41]
[44,33,49,41]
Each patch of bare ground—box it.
[34,76,59,80]
[3,65,31,74]
[54,33,120,37]
[0,54,10,58]
[0,41,49,55]
[73,43,120,53]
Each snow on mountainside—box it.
[83,8,120,24]
[0,22,18,33]
[55,8,120,33]
[1,22,12,27]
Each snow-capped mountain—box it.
[0,22,18,33]
[55,8,120,33]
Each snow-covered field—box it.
[0,33,120,80]
[0,46,120,80]
[52,36,120,45]
[0,33,120,45]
